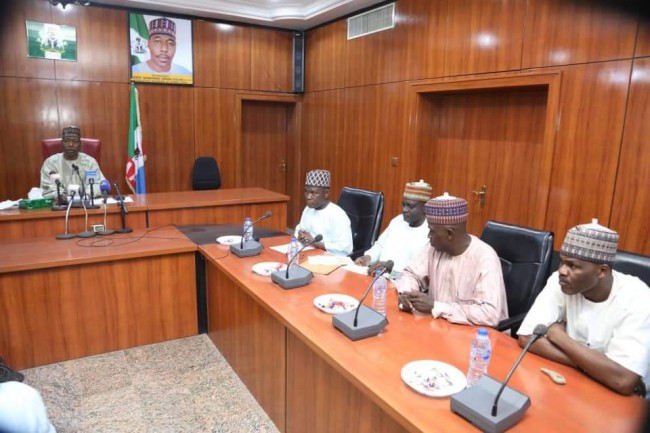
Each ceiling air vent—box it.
[347,3,395,40]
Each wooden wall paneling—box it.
[147,202,287,229]
[609,58,650,254]
[424,0,449,80]
[636,18,650,57]
[206,263,286,432]
[299,89,347,211]
[0,78,59,199]
[340,83,411,221]
[193,88,237,187]
[193,21,251,89]
[445,0,526,76]
[522,0,638,68]
[56,80,130,192]
[0,0,54,79]
[52,4,129,83]
[0,253,197,369]
[285,100,302,228]
[344,0,434,87]
[544,61,632,247]
[250,27,293,92]
[286,333,408,433]
[304,20,347,92]
[137,84,195,192]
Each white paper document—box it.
[307,255,354,266]
[106,196,134,205]
[270,243,315,254]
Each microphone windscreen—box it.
[533,324,548,336]
[313,234,323,242]
[99,179,111,193]
[384,260,395,273]
[264,210,273,218]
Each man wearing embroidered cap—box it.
[40,126,106,198]
[132,17,191,75]
[355,180,432,277]
[395,192,508,326]
[519,219,650,396]
[294,169,353,256]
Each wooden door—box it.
[240,101,288,194]
[415,84,556,236]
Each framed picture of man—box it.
[129,13,193,85]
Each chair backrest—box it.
[337,186,384,259]
[41,138,102,164]
[480,220,554,334]
[192,156,221,190]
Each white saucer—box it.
[313,294,359,315]
[216,235,242,245]
[401,360,467,397]
[252,262,287,277]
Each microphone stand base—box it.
[116,228,133,234]
[230,240,263,257]
[77,231,97,238]
[51,205,67,211]
[332,306,388,341]
[271,266,314,289]
[97,229,116,236]
[450,375,530,433]
[55,233,77,240]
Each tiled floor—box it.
[21,335,279,433]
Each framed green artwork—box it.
[26,20,77,61]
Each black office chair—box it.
[480,220,554,337]
[337,187,384,260]
[192,156,221,190]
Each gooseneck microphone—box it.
[271,234,323,289]
[491,324,548,416]
[450,323,549,433]
[113,181,133,234]
[49,171,66,211]
[71,164,86,200]
[97,180,115,236]
[230,211,273,257]
[332,261,393,340]
[76,184,96,238]
[55,189,77,240]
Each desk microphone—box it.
[230,211,273,257]
[55,189,77,240]
[332,260,393,341]
[71,164,87,200]
[77,183,96,238]
[450,324,548,433]
[49,171,66,211]
[85,174,99,209]
[113,181,132,234]
[97,180,115,236]
[271,234,322,289]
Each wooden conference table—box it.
[201,236,646,433]
[0,188,288,240]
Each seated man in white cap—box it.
[39,126,106,199]
[295,169,353,256]
[355,180,432,278]
[395,192,508,326]
[518,220,650,396]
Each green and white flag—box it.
[129,13,149,66]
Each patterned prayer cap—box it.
[61,126,81,141]
[149,17,176,38]
[425,192,468,225]
[560,219,618,265]
[305,169,331,188]
[403,180,432,202]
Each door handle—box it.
[472,185,487,208]
[279,160,286,174]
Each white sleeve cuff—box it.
[432,302,451,319]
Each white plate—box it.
[313,294,359,315]
[216,235,242,245]
[401,360,467,397]
[252,262,287,277]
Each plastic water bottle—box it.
[287,237,300,269]
[466,328,492,387]
[243,217,253,242]
[372,271,387,316]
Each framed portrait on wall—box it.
[26,21,77,61]
[129,13,193,85]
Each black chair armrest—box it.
[495,312,527,335]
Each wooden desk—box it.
[201,237,646,433]
[135,188,289,230]
[0,226,198,370]
[0,202,147,240]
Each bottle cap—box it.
[478,328,488,336]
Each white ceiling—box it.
[90,0,387,30]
